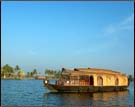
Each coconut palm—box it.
[2,64,14,78]
[128,75,133,81]
[17,70,25,78]
[33,69,37,77]
[14,65,20,72]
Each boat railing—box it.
[55,80,90,86]
[44,79,91,86]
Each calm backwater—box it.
[1,80,134,106]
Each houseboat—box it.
[43,68,129,92]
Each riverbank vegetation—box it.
[1,64,61,80]
[128,75,134,82]
[1,64,134,81]
[44,69,61,79]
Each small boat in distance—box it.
[43,68,129,92]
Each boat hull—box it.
[44,83,128,92]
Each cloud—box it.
[103,13,134,36]
[103,24,116,35]
[121,13,134,25]
[73,14,134,55]
[120,13,134,30]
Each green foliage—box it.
[45,69,61,79]
[17,70,25,78]
[54,70,61,78]
[14,65,21,74]
[33,69,37,76]
[26,72,31,77]
[15,65,20,71]
[2,64,14,77]
[1,68,4,77]
[128,75,134,81]
[1,64,62,80]
[26,69,38,78]
[1,64,25,79]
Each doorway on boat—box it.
[89,76,94,85]
[97,76,103,86]
[115,78,119,86]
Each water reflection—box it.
[93,90,129,101]
[43,90,129,106]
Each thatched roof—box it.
[61,68,126,77]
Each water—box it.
[1,80,134,106]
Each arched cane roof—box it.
[61,68,127,77]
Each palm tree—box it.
[33,69,37,77]
[17,70,25,78]
[27,72,30,77]
[54,70,61,79]
[2,64,14,78]
[128,75,133,81]
[15,65,20,70]
[1,68,5,78]
[14,65,21,77]
[45,69,49,76]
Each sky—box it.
[1,1,134,75]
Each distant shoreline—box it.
[1,78,39,80]
[1,78,134,81]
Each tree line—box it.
[128,75,134,82]
[44,69,61,79]
[1,64,61,79]
[1,64,134,81]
